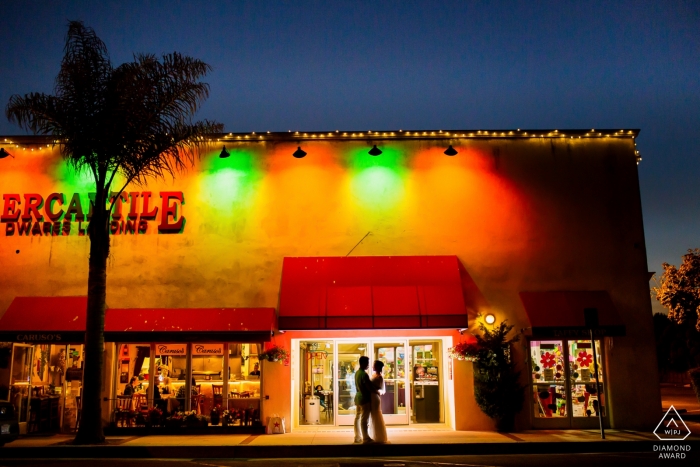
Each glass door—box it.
[336,342,368,426]
[373,340,409,425]
[529,339,607,429]
[10,344,33,432]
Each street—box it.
[0,452,696,467]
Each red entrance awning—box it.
[0,297,275,343]
[519,291,626,338]
[279,256,469,330]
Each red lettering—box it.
[141,192,158,219]
[18,222,31,235]
[110,220,120,235]
[110,192,129,220]
[138,219,148,233]
[128,192,140,219]
[22,194,44,221]
[45,193,65,221]
[125,219,136,234]
[65,193,85,221]
[52,221,61,236]
[158,192,184,233]
[5,223,15,235]
[31,222,42,235]
[42,222,52,235]
[62,220,71,236]
[1,194,21,221]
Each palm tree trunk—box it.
[74,202,109,444]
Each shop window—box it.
[410,342,441,423]
[227,343,261,424]
[529,339,606,424]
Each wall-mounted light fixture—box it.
[484,313,496,325]
[444,145,458,156]
[368,145,382,156]
[219,146,230,158]
[292,147,307,158]
[0,148,14,159]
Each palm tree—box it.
[6,21,222,444]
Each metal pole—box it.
[589,329,605,439]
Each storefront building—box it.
[0,129,660,433]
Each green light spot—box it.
[348,146,406,209]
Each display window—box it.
[111,342,262,428]
[529,339,607,427]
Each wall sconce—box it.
[368,145,382,156]
[219,146,230,158]
[292,147,307,158]
[444,145,458,156]
[484,313,496,325]
[0,148,14,159]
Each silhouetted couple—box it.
[353,356,388,444]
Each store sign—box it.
[157,344,187,355]
[193,344,223,355]
[532,326,626,338]
[1,191,185,236]
[0,332,84,343]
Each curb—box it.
[4,440,700,459]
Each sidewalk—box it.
[3,386,698,459]
[3,424,699,459]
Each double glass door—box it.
[529,339,607,428]
[299,339,410,426]
[336,339,408,426]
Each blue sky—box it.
[2,1,699,313]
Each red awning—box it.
[0,297,275,343]
[0,296,87,342]
[105,307,275,342]
[279,256,469,330]
[519,291,626,337]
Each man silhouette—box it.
[353,355,377,444]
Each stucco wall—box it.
[0,135,659,429]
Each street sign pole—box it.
[584,308,605,440]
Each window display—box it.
[529,339,606,425]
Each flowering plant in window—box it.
[448,342,480,362]
[576,351,593,367]
[259,345,290,363]
[539,352,556,369]
[148,406,163,425]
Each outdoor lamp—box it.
[444,145,458,156]
[484,313,496,325]
[292,146,307,158]
[368,145,382,156]
[0,148,14,159]
[219,146,230,158]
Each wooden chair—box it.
[114,395,134,427]
[212,385,223,409]
[191,394,204,414]
[132,393,149,425]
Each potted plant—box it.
[148,407,163,427]
[448,341,480,362]
[452,320,525,432]
[221,409,231,427]
[260,345,290,363]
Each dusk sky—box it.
[2,1,698,314]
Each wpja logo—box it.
[653,405,692,459]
